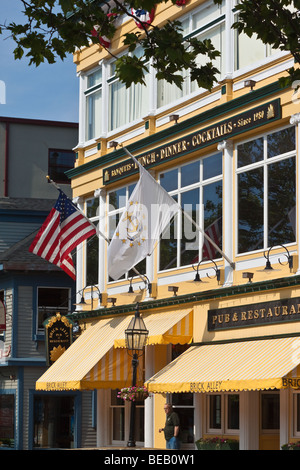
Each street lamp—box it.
[125,303,148,447]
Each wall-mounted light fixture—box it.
[107,297,117,307]
[264,244,293,271]
[109,141,119,149]
[192,261,203,282]
[244,79,256,91]
[168,286,179,296]
[169,114,179,124]
[128,277,134,294]
[242,272,254,283]
[206,259,221,282]
[76,285,102,308]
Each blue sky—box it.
[0,0,79,123]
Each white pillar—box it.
[217,139,234,286]
[280,388,289,450]
[144,345,155,447]
[239,391,259,450]
[290,113,300,274]
[97,389,110,447]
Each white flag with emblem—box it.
[107,158,179,280]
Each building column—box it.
[217,139,234,286]
[290,113,300,274]
[280,388,289,450]
[144,345,155,447]
[239,391,259,450]
[97,389,110,447]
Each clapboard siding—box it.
[0,222,41,253]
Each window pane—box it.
[296,394,300,432]
[86,222,98,286]
[108,187,127,211]
[181,189,199,266]
[237,138,264,168]
[160,169,178,192]
[238,167,263,253]
[209,395,221,429]
[113,408,125,441]
[203,181,222,260]
[261,393,279,430]
[0,394,14,448]
[86,198,99,219]
[203,152,222,179]
[48,150,75,184]
[86,89,101,140]
[267,127,295,158]
[227,395,239,430]
[235,24,266,70]
[33,396,75,448]
[38,288,69,330]
[181,161,200,187]
[87,69,102,88]
[159,216,178,270]
[268,157,296,246]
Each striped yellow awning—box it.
[36,315,136,391]
[36,308,193,392]
[146,337,300,393]
[114,308,193,348]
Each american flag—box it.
[29,191,96,279]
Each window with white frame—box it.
[85,69,102,141]
[237,126,296,255]
[37,287,70,333]
[108,47,150,131]
[157,1,226,107]
[107,183,146,281]
[159,153,223,272]
[207,393,240,434]
[80,1,286,138]
[85,197,99,287]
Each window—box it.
[85,69,102,140]
[207,393,240,434]
[108,48,149,131]
[293,392,300,436]
[159,153,222,271]
[33,395,75,448]
[37,287,70,332]
[0,393,15,448]
[234,14,275,71]
[48,149,75,184]
[85,197,99,286]
[157,1,226,107]
[261,392,279,431]
[237,126,296,254]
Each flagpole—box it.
[122,148,235,269]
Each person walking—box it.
[159,403,180,449]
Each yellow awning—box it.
[114,308,193,348]
[36,315,136,391]
[146,337,300,393]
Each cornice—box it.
[68,273,300,321]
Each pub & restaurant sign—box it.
[104,99,281,184]
[44,313,74,366]
[208,297,300,331]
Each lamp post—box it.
[125,303,148,447]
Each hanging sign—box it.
[0,300,6,332]
[103,99,281,184]
[44,313,74,366]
